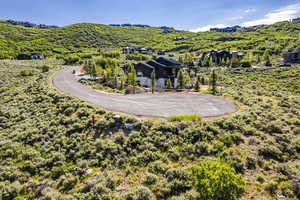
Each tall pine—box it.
[177,69,184,89]
[151,70,156,94]
[210,69,217,94]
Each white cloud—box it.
[244,8,256,13]
[244,8,256,14]
[190,24,229,32]
[242,3,300,27]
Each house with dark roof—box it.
[199,50,245,65]
[210,25,241,32]
[17,53,44,60]
[123,47,153,54]
[134,57,186,88]
[284,47,300,64]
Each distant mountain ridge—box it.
[4,19,59,29]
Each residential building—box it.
[123,47,153,54]
[134,57,186,88]
[284,47,300,64]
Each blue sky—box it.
[1,0,300,31]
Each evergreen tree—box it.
[105,67,113,82]
[91,61,97,78]
[184,72,192,87]
[113,75,118,89]
[184,54,189,64]
[221,57,226,66]
[210,69,217,94]
[204,56,210,67]
[177,69,184,89]
[119,71,126,91]
[127,64,137,93]
[151,70,156,94]
[166,79,172,89]
[209,56,214,67]
[187,54,194,66]
[263,50,271,66]
[194,75,201,92]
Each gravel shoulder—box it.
[53,67,237,118]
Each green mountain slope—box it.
[0,20,300,59]
[0,22,194,58]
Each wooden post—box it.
[91,115,96,126]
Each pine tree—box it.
[151,70,156,94]
[194,75,201,92]
[119,71,126,91]
[113,75,118,89]
[105,67,113,82]
[184,54,189,64]
[166,79,172,89]
[177,69,184,89]
[127,64,137,93]
[184,72,192,87]
[204,56,210,67]
[91,61,97,78]
[209,56,214,67]
[263,50,271,66]
[221,57,226,66]
[210,69,217,94]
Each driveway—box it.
[53,67,237,118]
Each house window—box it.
[137,72,143,77]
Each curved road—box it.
[53,67,237,118]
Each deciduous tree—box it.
[192,161,245,200]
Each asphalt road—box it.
[53,67,237,118]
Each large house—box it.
[199,50,245,65]
[284,47,300,64]
[134,57,186,88]
[123,47,153,54]
[17,53,44,60]
[210,25,252,32]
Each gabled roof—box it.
[135,57,186,72]
[156,56,182,66]
[135,62,154,69]
[147,60,167,68]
